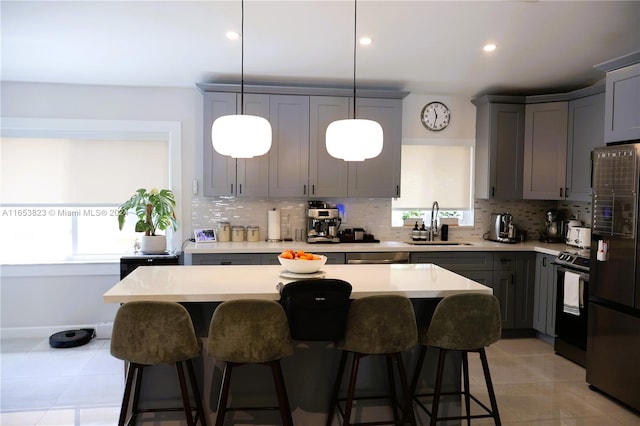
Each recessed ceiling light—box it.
[483,43,497,52]
[359,37,373,46]
[226,31,241,40]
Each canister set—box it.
[215,222,260,242]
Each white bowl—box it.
[278,255,327,274]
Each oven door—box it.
[554,265,589,366]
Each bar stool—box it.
[279,278,352,341]
[326,294,418,426]
[110,301,207,426]
[409,293,502,426]
[207,299,294,426]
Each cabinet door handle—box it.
[511,273,515,285]
[559,187,563,198]
[543,257,547,267]
[230,184,234,194]
[239,184,242,194]
[491,186,495,197]
[396,185,400,197]
[303,184,307,195]
[312,184,315,195]
[220,261,232,265]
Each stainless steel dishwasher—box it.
[345,252,410,264]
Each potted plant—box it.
[402,211,423,227]
[118,188,178,254]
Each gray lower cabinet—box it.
[191,252,346,266]
[492,252,535,330]
[566,91,605,201]
[472,97,526,200]
[523,101,569,200]
[533,253,557,336]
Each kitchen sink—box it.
[404,241,474,246]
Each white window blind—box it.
[393,143,473,210]
[1,137,168,204]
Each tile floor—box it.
[1,336,639,425]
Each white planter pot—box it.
[140,235,167,254]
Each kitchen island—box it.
[104,263,492,424]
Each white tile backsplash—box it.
[192,196,591,243]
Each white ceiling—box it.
[2,1,639,98]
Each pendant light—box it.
[325,0,383,162]
[211,0,272,158]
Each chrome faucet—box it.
[430,201,439,241]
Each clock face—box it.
[421,102,451,131]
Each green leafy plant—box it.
[402,210,422,220]
[118,188,178,236]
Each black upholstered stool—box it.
[279,278,352,341]
[409,293,502,425]
[326,294,418,426]
[110,301,207,426]
[207,299,294,426]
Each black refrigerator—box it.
[588,143,640,412]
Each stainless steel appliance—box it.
[540,208,564,243]
[553,250,590,366]
[488,212,517,243]
[306,202,341,243]
[587,143,640,411]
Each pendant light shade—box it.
[212,114,272,158]
[326,0,383,162]
[326,118,383,161]
[211,0,272,159]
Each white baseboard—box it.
[1,324,100,340]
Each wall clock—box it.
[420,101,451,131]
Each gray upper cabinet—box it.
[309,96,350,198]
[566,91,605,201]
[472,97,525,200]
[603,62,640,143]
[348,97,403,198]
[202,92,270,197]
[523,101,568,200]
[268,95,310,198]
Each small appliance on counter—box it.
[540,208,565,243]
[488,212,518,243]
[566,226,591,249]
[338,228,380,243]
[306,201,341,243]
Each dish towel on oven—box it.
[563,271,582,316]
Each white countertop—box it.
[103,263,492,303]
[184,239,570,256]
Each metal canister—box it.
[231,225,245,242]
[246,225,260,242]
[216,222,230,242]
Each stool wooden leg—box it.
[393,352,416,426]
[186,359,207,426]
[131,364,143,424]
[176,362,195,426]
[270,360,293,426]
[118,363,136,426]
[462,352,471,426]
[215,362,233,426]
[326,351,348,426]
[385,354,400,423]
[430,348,447,426]
[409,345,427,399]
[479,349,501,426]
[344,353,362,426]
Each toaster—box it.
[567,226,591,249]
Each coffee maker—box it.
[488,212,517,243]
[306,201,341,243]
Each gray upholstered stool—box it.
[326,294,418,426]
[409,293,502,426]
[110,301,206,426]
[207,299,294,426]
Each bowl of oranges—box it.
[278,249,327,273]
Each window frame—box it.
[0,117,182,264]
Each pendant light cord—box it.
[240,0,245,114]
[353,0,357,119]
